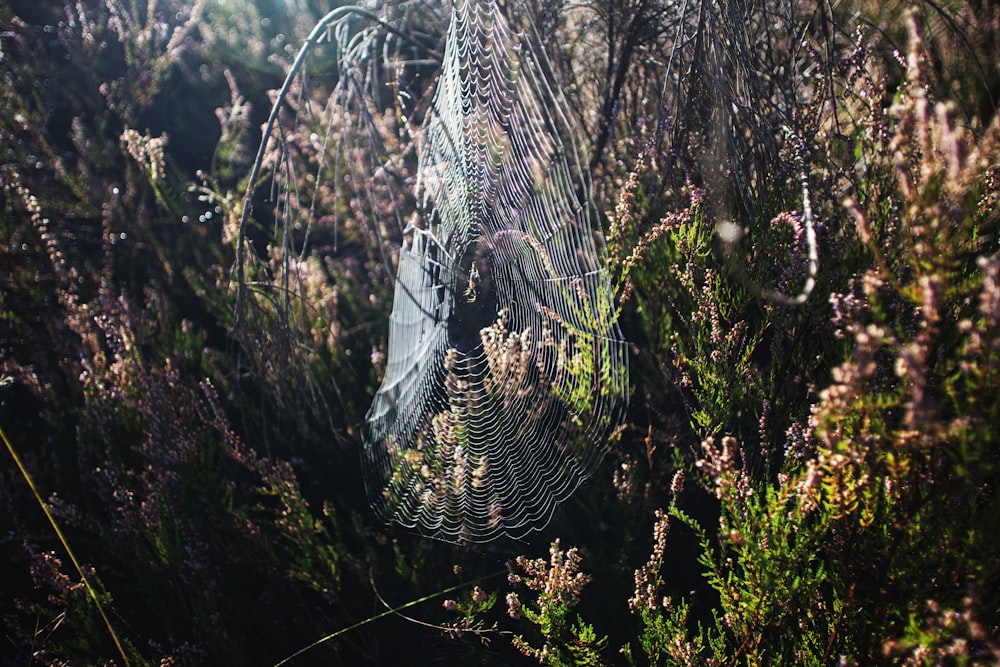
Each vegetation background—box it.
[1,0,998,664]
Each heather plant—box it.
[493,3,998,666]
[1,0,362,662]
[609,10,1000,667]
[441,583,501,640]
[3,0,1000,664]
[505,540,608,667]
[1,0,506,656]
[7,298,348,662]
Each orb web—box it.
[362,0,628,542]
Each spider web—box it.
[363,0,628,542]
[237,0,628,543]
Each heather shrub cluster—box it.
[2,0,998,665]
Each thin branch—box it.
[271,569,506,666]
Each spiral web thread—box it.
[363,0,628,542]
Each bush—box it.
[2,0,997,664]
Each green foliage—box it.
[507,540,609,667]
[611,10,1000,666]
[3,0,999,664]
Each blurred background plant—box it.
[1,0,997,664]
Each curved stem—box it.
[233,5,438,332]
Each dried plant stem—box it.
[272,569,505,667]
[761,156,818,306]
[369,571,508,639]
[1,423,131,667]
[234,5,366,332]
[233,5,436,332]
[718,130,819,306]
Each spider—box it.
[463,263,480,303]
